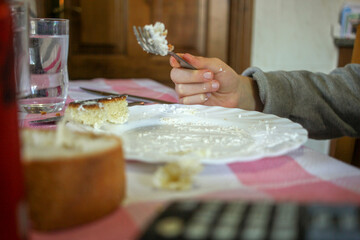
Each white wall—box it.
[251,0,360,154]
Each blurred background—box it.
[32,0,360,162]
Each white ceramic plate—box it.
[72,104,308,164]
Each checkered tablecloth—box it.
[24,79,360,240]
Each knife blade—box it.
[29,116,63,124]
[80,87,174,104]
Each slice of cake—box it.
[21,128,126,231]
[65,95,128,128]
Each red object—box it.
[0,0,27,239]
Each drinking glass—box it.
[18,18,69,113]
[8,0,31,99]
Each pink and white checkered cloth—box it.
[23,79,360,240]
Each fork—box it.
[133,26,197,70]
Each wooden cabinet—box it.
[36,0,253,87]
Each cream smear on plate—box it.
[95,104,308,164]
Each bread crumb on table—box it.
[153,159,203,191]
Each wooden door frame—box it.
[228,0,253,73]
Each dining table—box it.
[19,78,360,240]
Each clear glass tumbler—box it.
[8,0,31,100]
[18,18,69,113]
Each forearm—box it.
[242,64,360,139]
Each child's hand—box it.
[169,53,263,111]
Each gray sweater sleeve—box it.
[242,64,360,139]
